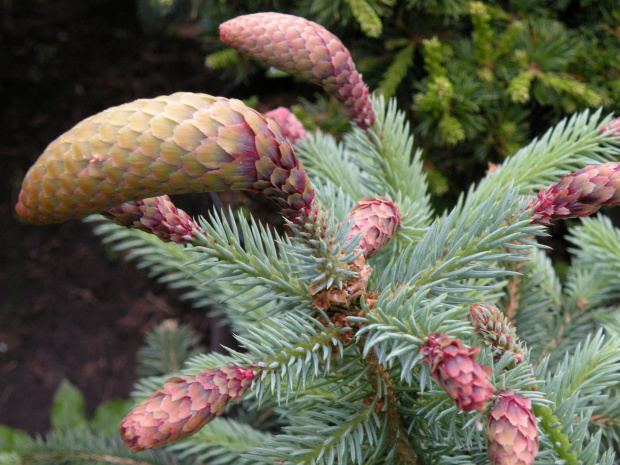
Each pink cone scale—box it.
[487,390,539,465]
[220,13,375,129]
[264,107,308,144]
[346,197,401,258]
[421,334,495,412]
[120,366,254,451]
[103,195,197,244]
[529,162,620,226]
[16,92,315,225]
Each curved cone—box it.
[220,13,375,129]
[16,92,314,224]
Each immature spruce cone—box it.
[421,334,494,412]
[346,197,401,258]
[487,390,538,465]
[220,13,375,129]
[16,92,314,225]
[470,303,525,365]
[120,366,254,451]
[600,117,620,138]
[103,195,197,244]
[264,107,307,144]
[529,162,620,225]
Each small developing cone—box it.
[120,366,254,451]
[421,334,494,412]
[470,303,525,366]
[220,13,375,129]
[346,197,401,259]
[16,92,314,225]
[264,107,307,144]
[103,195,197,244]
[599,117,620,138]
[529,162,620,226]
[487,390,538,465]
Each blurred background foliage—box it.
[136,0,619,207]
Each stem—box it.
[364,345,417,465]
[533,404,579,465]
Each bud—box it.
[103,195,197,244]
[599,117,620,139]
[16,92,314,225]
[346,197,401,259]
[265,107,307,144]
[470,303,524,366]
[120,366,254,451]
[421,334,494,412]
[220,13,375,129]
[529,162,620,226]
[487,390,538,465]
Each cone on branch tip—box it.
[529,162,620,226]
[470,303,525,365]
[103,195,197,244]
[600,117,620,139]
[264,107,308,144]
[16,92,315,225]
[219,13,375,129]
[421,334,494,412]
[346,197,401,259]
[487,390,538,465]
[120,366,254,452]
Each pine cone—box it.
[120,366,254,451]
[103,195,197,244]
[600,117,620,138]
[487,390,538,465]
[16,92,315,225]
[346,197,401,258]
[421,334,494,412]
[220,13,375,129]
[264,107,307,144]
[470,303,525,365]
[529,162,620,225]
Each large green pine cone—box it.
[16,92,314,224]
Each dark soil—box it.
[0,0,280,435]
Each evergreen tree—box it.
[5,11,620,465]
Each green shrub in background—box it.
[137,0,619,201]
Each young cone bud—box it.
[16,92,314,225]
[470,303,524,365]
[421,334,494,412]
[529,162,620,225]
[599,117,620,139]
[120,366,254,451]
[487,390,538,465]
[264,107,307,144]
[346,197,401,258]
[220,13,375,129]
[103,195,197,244]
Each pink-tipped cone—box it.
[220,13,375,129]
[120,366,254,451]
[421,334,494,412]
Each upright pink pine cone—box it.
[487,390,538,465]
[421,334,494,412]
[264,107,308,144]
[120,366,254,451]
[599,117,620,139]
[346,197,401,258]
[529,162,620,225]
[220,13,375,129]
[16,92,314,225]
[103,195,197,244]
